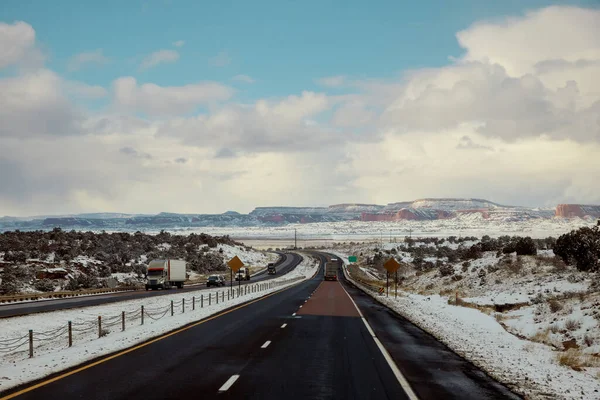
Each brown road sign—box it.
[384,258,401,274]
[227,256,244,273]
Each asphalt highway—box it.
[1,252,520,400]
[0,252,299,319]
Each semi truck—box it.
[324,258,339,281]
[145,259,187,290]
[267,263,276,275]
[236,267,251,281]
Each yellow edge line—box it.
[0,278,306,400]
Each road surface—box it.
[0,252,520,400]
[0,252,300,319]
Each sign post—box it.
[383,258,401,299]
[227,256,244,297]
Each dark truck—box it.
[267,263,276,275]
[324,258,339,281]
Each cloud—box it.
[231,74,255,83]
[112,77,234,116]
[67,49,109,72]
[140,49,179,69]
[0,70,83,138]
[65,81,108,99]
[156,91,337,152]
[456,135,494,151]
[119,146,152,159]
[215,148,236,158]
[173,40,185,48]
[316,75,346,87]
[209,51,231,67]
[0,21,43,69]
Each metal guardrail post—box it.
[192,296,195,311]
[68,321,72,347]
[141,306,144,325]
[122,311,125,331]
[182,298,185,313]
[98,316,102,338]
[171,301,174,316]
[201,294,203,308]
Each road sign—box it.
[383,258,400,274]
[227,256,244,273]
[348,256,357,263]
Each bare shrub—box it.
[557,349,600,369]
[548,299,563,313]
[549,323,560,334]
[584,334,595,347]
[564,319,581,331]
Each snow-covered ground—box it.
[155,217,598,241]
[0,254,319,393]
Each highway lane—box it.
[0,252,299,319]
[2,253,410,400]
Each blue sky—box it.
[1,0,594,102]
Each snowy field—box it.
[135,217,598,243]
[0,254,319,393]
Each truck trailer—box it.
[324,258,339,281]
[145,259,187,290]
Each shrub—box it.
[548,299,563,313]
[439,264,454,277]
[515,237,537,256]
[564,318,581,331]
[584,334,595,347]
[34,279,55,292]
[554,226,600,272]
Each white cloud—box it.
[209,51,231,67]
[0,21,43,69]
[140,49,179,69]
[112,77,234,116]
[173,40,185,48]
[316,75,346,87]
[67,49,109,72]
[231,74,255,83]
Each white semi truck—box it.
[145,259,187,290]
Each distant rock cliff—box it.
[556,204,600,218]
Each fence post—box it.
[141,305,144,325]
[68,321,72,347]
[222,291,224,302]
[122,311,125,332]
[98,316,102,338]
[216,291,219,304]
[209,293,212,306]
[28,330,33,358]
[171,301,174,316]
[201,294,203,308]
[227,290,230,301]
[182,298,185,313]
[192,296,195,311]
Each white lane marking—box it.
[261,341,271,349]
[339,278,420,400]
[292,313,296,316]
[281,323,287,328]
[219,375,240,392]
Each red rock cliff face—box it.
[556,204,585,218]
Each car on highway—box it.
[206,275,225,287]
[267,263,276,275]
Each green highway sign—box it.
[348,256,357,263]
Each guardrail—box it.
[0,275,305,360]
[0,286,142,304]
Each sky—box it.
[0,0,599,216]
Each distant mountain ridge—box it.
[1,199,598,230]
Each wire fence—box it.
[0,275,304,360]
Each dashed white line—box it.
[218,375,240,392]
[281,323,287,328]
[261,341,271,349]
